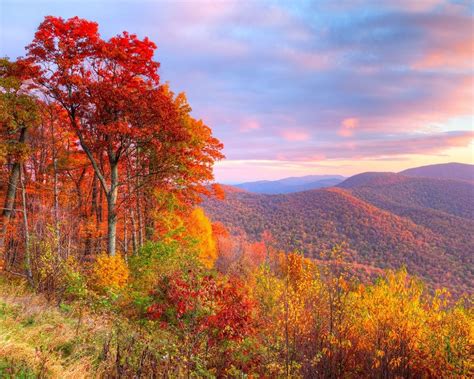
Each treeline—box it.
[0,16,223,280]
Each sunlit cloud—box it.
[338,118,359,137]
[281,130,311,142]
[239,119,261,132]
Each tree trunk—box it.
[85,173,99,257]
[107,201,117,256]
[123,219,128,255]
[130,209,137,255]
[51,133,60,257]
[107,161,119,256]
[137,195,144,248]
[74,125,120,257]
[144,198,154,241]
[126,165,138,255]
[0,126,27,264]
[20,165,33,285]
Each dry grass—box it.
[0,275,110,378]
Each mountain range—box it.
[204,163,474,296]
[401,162,474,182]
[234,175,346,194]
[233,162,474,195]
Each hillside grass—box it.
[0,275,110,378]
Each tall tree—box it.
[0,59,38,265]
[26,16,223,255]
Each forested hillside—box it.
[400,162,474,182]
[203,177,474,295]
[338,172,474,219]
[338,173,474,274]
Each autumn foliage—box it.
[92,253,129,290]
[0,15,472,378]
[126,238,473,377]
[185,208,218,268]
[203,183,474,296]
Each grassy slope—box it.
[0,276,110,378]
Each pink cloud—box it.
[353,131,474,157]
[412,39,474,70]
[337,74,473,135]
[408,10,474,71]
[338,118,359,137]
[164,0,238,23]
[281,48,332,71]
[280,131,474,161]
[393,0,443,12]
[240,119,261,132]
[319,0,444,13]
[281,130,311,141]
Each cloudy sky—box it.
[1,0,473,182]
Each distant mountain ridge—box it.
[231,163,474,194]
[235,174,345,194]
[400,162,474,182]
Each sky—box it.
[1,0,473,183]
